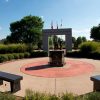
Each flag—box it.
[61,19,62,27]
[51,21,53,29]
[57,23,58,29]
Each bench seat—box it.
[0,71,23,93]
[90,75,100,91]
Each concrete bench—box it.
[0,71,23,93]
[90,75,100,91]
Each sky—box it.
[0,0,100,40]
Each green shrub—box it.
[24,91,100,100]
[61,92,75,100]
[79,41,100,54]
[0,44,29,54]
[27,44,34,53]
[7,54,14,60]
[30,51,48,58]
[91,52,100,59]
[25,89,47,100]
[81,92,100,100]
[0,92,15,100]
[25,90,59,100]
[0,44,7,54]
[0,55,8,63]
[19,53,25,59]
[25,89,77,100]
[48,94,59,100]
[78,41,100,59]
[13,53,20,59]
[24,52,30,58]
[25,89,34,100]
[12,44,28,53]
[66,51,81,58]
[0,52,31,63]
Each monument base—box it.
[49,50,65,67]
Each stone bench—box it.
[90,75,100,91]
[0,71,23,93]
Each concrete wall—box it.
[42,28,72,54]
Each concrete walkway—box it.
[0,57,100,97]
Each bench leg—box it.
[0,80,3,85]
[93,81,100,92]
[10,81,21,93]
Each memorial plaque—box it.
[49,50,65,67]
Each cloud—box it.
[0,26,2,31]
[72,28,91,40]
[41,16,44,19]
[95,18,100,25]
[40,16,44,21]
[73,29,90,34]
[5,0,9,2]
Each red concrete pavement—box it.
[21,59,94,78]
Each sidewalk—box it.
[0,57,99,97]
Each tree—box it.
[72,36,87,49]
[49,36,53,49]
[72,37,76,48]
[82,36,87,42]
[0,38,6,44]
[75,37,83,48]
[6,15,44,45]
[49,36,53,46]
[58,37,63,50]
[90,24,100,41]
[77,37,82,44]
[72,37,76,44]
[53,35,58,49]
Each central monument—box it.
[42,28,72,67]
[49,35,65,67]
[49,50,65,67]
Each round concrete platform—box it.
[20,59,94,78]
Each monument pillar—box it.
[65,32,72,51]
[43,34,49,52]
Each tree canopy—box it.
[72,36,87,49]
[6,15,44,44]
[90,24,100,41]
[72,37,76,44]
